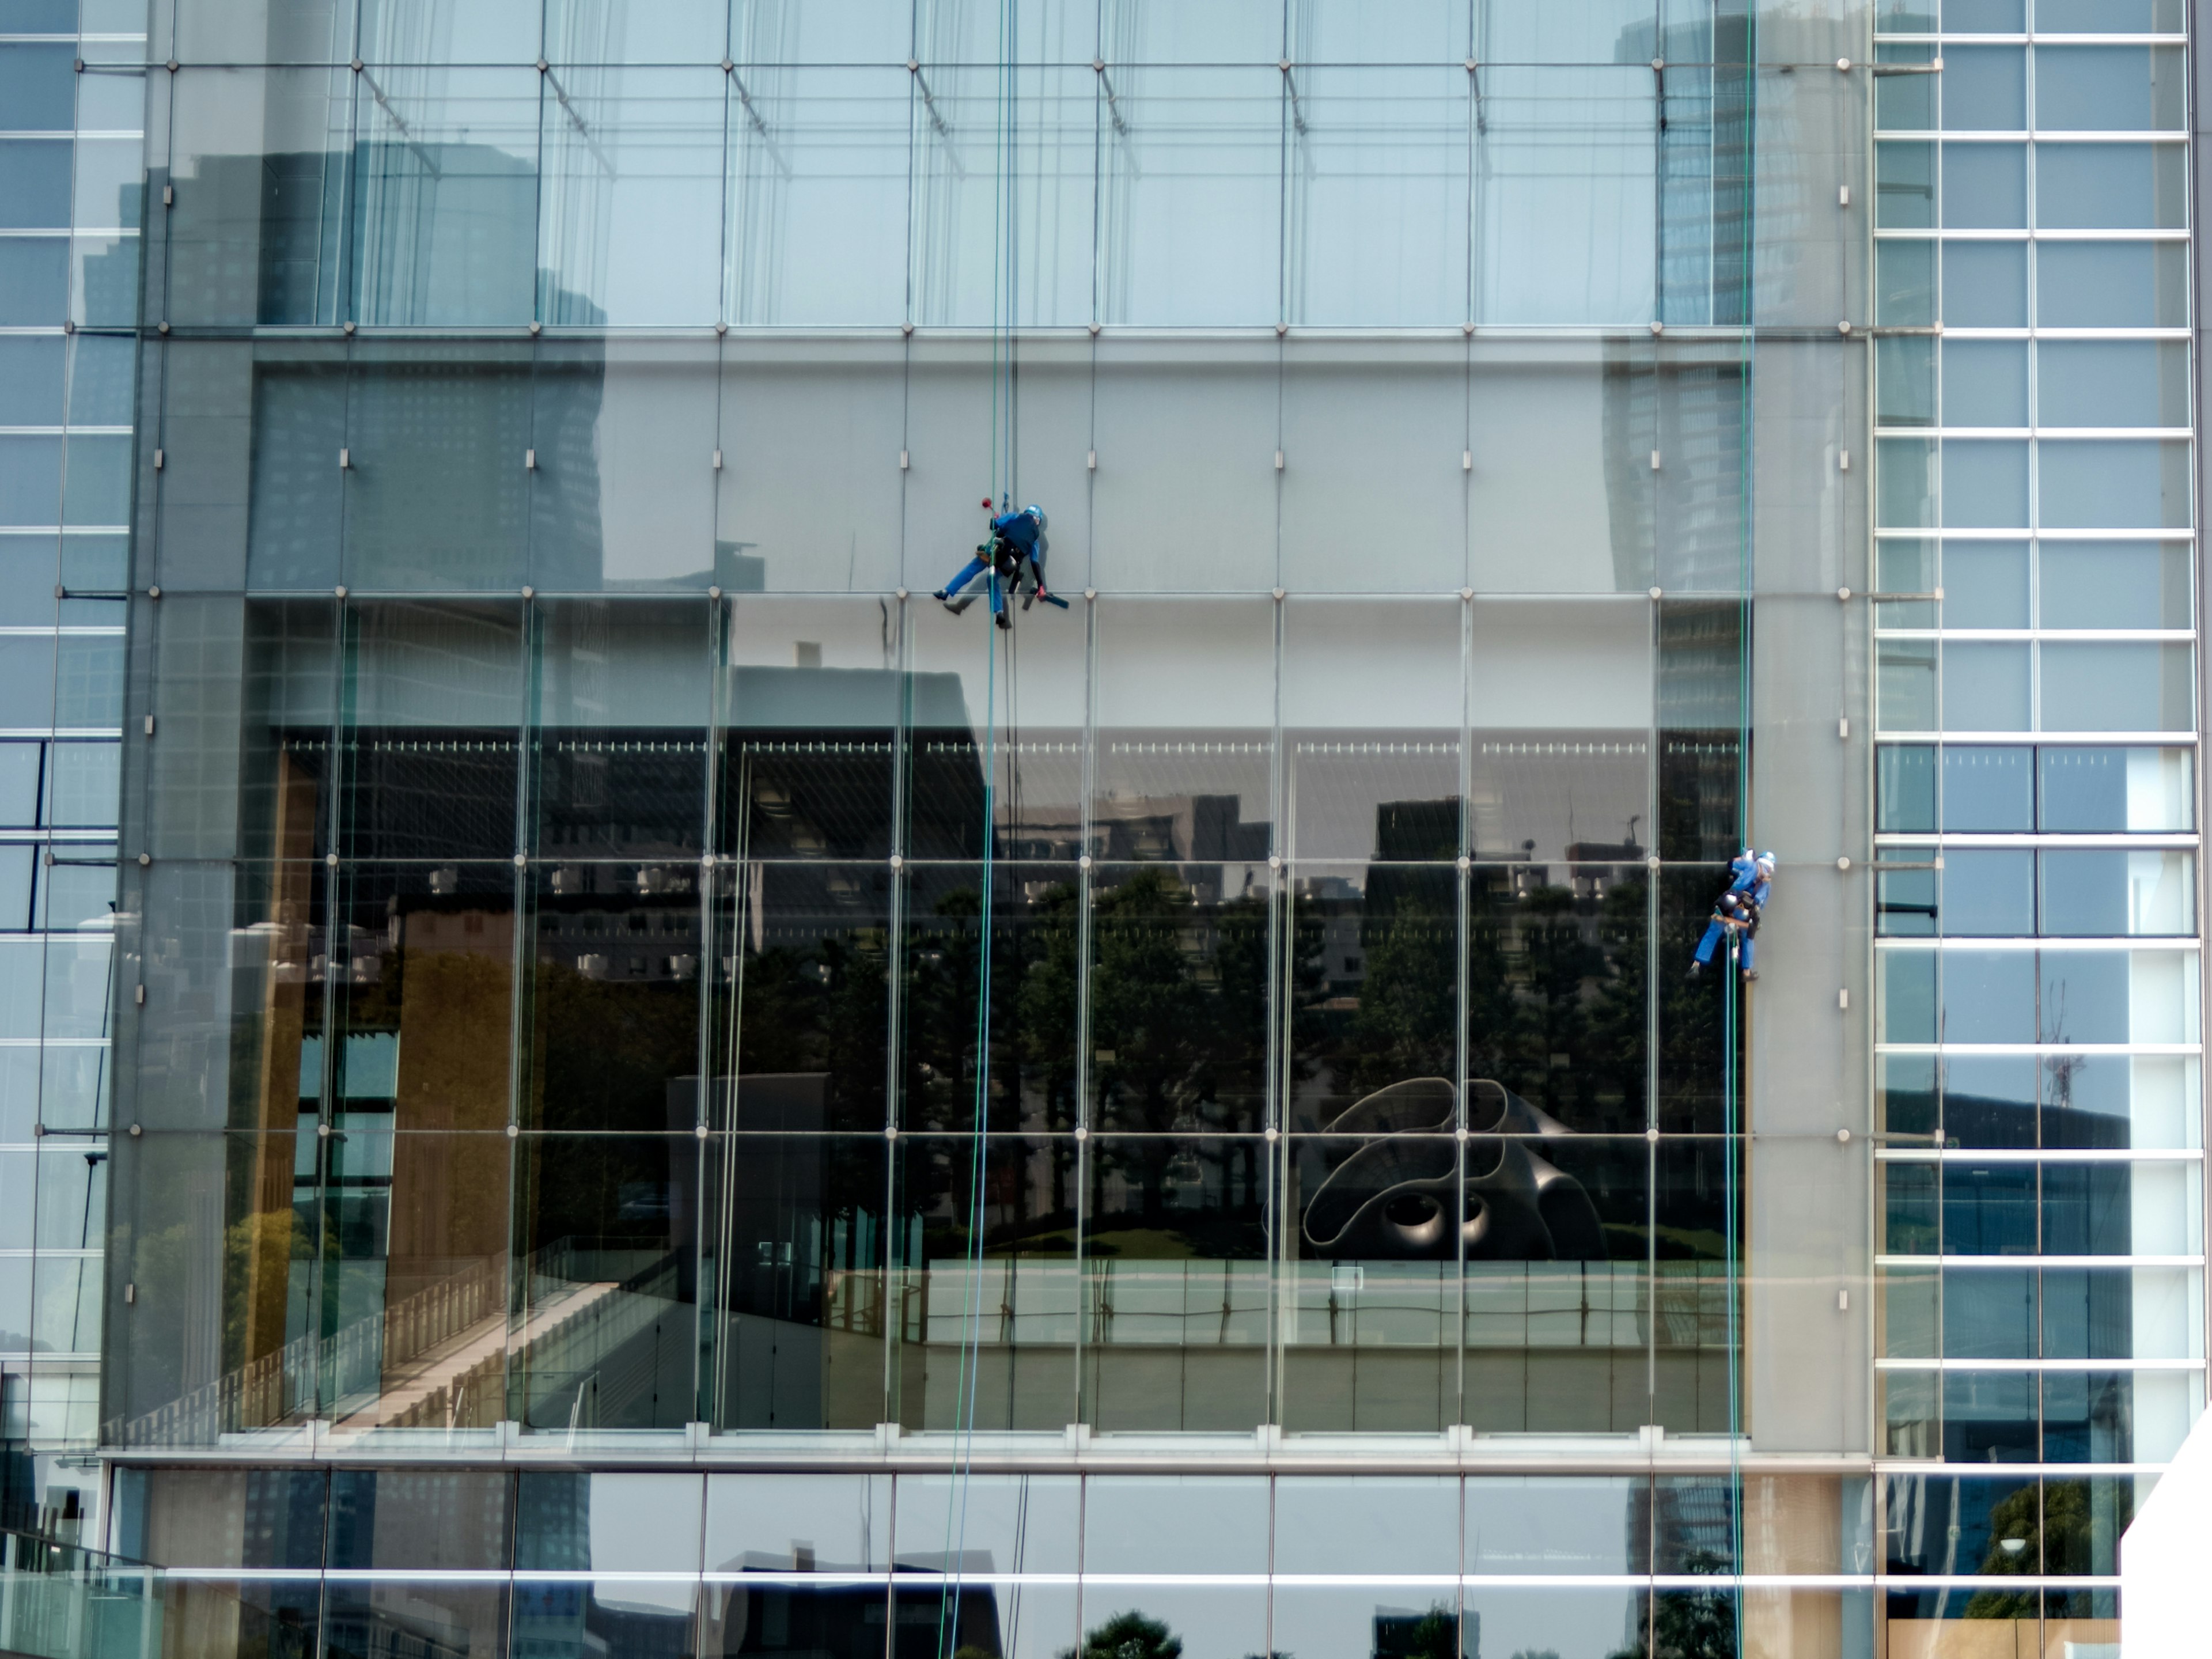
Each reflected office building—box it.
[32,0,2202,1656]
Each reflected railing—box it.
[0,1530,161,1659]
[104,1238,682,1446]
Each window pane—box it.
[1941,441,2027,528]
[2040,642,2192,732]
[2035,46,2185,132]
[1946,642,2031,730]
[1943,746,2033,831]
[2040,849,2194,936]
[350,69,542,326]
[2039,342,2188,430]
[2037,241,2188,328]
[2039,543,2192,630]
[1880,745,1937,833]
[2036,141,2188,229]
[1944,543,2028,627]
[1942,849,2033,936]
[1942,143,2025,229]
[1942,241,2025,327]
[727,67,911,327]
[1942,46,2024,131]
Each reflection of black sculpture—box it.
[1300,1077,1608,1262]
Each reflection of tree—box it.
[1382,1601,1459,1659]
[1459,876,1647,1134]
[1060,1611,1182,1659]
[533,963,700,1132]
[1340,877,1456,1100]
[732,919,892,1130]
[1963,1480,2122,1619]
[1089,868,1269,1132]
[1608,1553,1736,1659]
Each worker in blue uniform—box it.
[1690,849,1774,982]
[936,501,1068,628]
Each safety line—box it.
[939,3,1020,1654]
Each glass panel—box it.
[2040,642,2192,732]
[510,1132,696,1430]
[2036,141,2188,230]
[523,862,702,1132]
[1944,543,2027,628]
[342,344,533,590]
[1099,67,1281,327]
[1089,345,1278,592]
[167,67,351,328]
[537,69,725,328]
[718,862,892,1134]
[888,1134,1078,1430]
[2040,440,2192,531]
[1944,745,2033,831]
[531,340,721,591]
[1476,67,1657,325]
[2036,45,2186,132]
[906,597,1085,862]
[1942,46,2024,131]
[1942,441,2028,528]
[2037,241,2188,328]
[1946,1051,2036,1150]
[2039,342,2189,431]
[339,601,525,861]
[1459,1588,1640,1659]
[350,67,543,326]
[707,1135,890,1431]
[1943,241,2025,327]
[1942,342,2027,430]
[719,596,900,863]
[726,68,911,328]
[2040,849,2194,937]
[1081,1139,1270,1430]
[2039,543,2191,631]
[135,1468,328,1568]
[1941,849,2033,936]
[2039,745,2195,831]
[1945,642,2029,730]
[1092,597,1274,857]
[909,65,1094,330]
[1281,361,1467,591]
[1878,240,1936,327]
[1941,142,2025,229]
[1088,862,1268,1136]
[529,598,710,858]
[703,1472,888,1570]
[1287,68,1467,327]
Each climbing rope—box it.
[937,3,1021,1654]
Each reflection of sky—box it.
[1465,1587,1641,1659]
[1465,1478,1639,1574]
[586,1474,701,1615]
[706,1473,887,1572]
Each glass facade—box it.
[0,0,141,1548]
[0,0,2189,1654]
[1872,1,2200,1654]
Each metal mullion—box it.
[690,594,721,1429]
[1072,588,1094,1426]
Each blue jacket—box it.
[993,509,1043,555]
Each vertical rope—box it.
[940,6,1018,1654]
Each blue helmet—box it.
[1025,503,1047,532]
